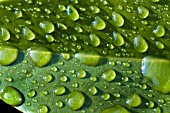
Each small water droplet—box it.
[0,27,10,41]
[112,12,124,27]
[61,53,70,60]
[45,34,54,42]
[126,93,142,107]
[146,101,155,108]
[101,93,110,100]
[92,16,106,30]
[90,6,100,13]
[66,5,79,21]
[89,34,100,47]
[53,85,66,96]
[102,69,116,82]
[89,86,98,95]
[67,91,85,111]
[56,100,63,108]
[22,27,35,40]
[138,6,149,19]
[27,89,36,98]
[153,25,165,37]
[113,32,124,46]
[77,69,86,79]
[14,9,23,18]
[38,104,48,113]
[0,86,24,106]
[155,41,164,49]
[43,73,53,83]
[39,21,55,33]
[60,76,68,82]
[134,35,148,53]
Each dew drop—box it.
[138,6,149,19]
[75,52,103,66]
[60,76,68,82]
[56,100,63,108]
[126,93,142,107]
[153,25,165,37]
[112,12,124,27]
[77,69,86,79]
[92,16,106,30]
[0,27,10,41]
[66,5,79,21]
[39,21,55,33]
[38,104,48,113]
[27,89,36,98]
[14,9,23,18]
[57,23,67,30]
[61,53,70,60]
[53,85,66,96]
[0,46,19,66]
[102,69,116,82]
[89,34,100,47]
[67,90,85,111]
[89,86,98,95]
[142,56,170,94]
[28,47,53,67]
[113,32,124,46]
[100,105,130,113]
[151,0,159,2]
[101,93,110,100]
[45,34,54,42]
[22,27,35,40]
[155,41,164,49]
[90,6,100,13]
[146,100,155,108]
[43,73,53,83]
[58,5,66,11]
[134,35,148,53]
[0,86,24,106]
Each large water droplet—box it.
[53,85,66,96]
[89,34,100,47]
[66,5,79,21]
[67,90,85,111]
[28,47,53,67]
[39,21,55,33]
[38,104,48,113]
[92,16,106,30]
[0,86,24,106]
[112,12,124,27]
[100,105,130,113]
[102,69,116,82]
[0,27,10,41]
[22,27,35,40]
[134,35,148,53]
[75,52,103,66]
[138,6,149,19]
[126,93,142,107]
[113,32,124,46]
[0,46,19,66]
[142,56,170,94]
[153,25,165,37]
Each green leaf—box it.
[0,0,170,113]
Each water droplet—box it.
[100,105,130,113]
[153,25,165,37]
[89,34,100,47]
[6,76,13,82]
[27,89,36,98]
[67,91,85,111]
[89,86,98,95]
[155,41,164,49]
[56,100,63,108]
[45,34,54,42]
[0,46,19,66]
[154,107,161,113]
[58,5,66,11]
[77,69,86,79]
[146,101,155,108]
[14,9,22,18]
[61,53,70,60]
[90,6,100,13]
[60,76,68,82]
[126,93,142,107]
[57,23,67,30]
[138,6,149,19]
[42,90,49,96]
[38,104,48,113]
[66,5,79,21]
[112,12,124,27]
[90,76,97,82]
[102,69,116,82]
[22,27,35,40]
[72,82,79,88]
[0,27,10,41]
[134,35,148,53]
[113,32,124,46]
[28,47,53,67]
[92,16,106,30]
[75,52,103,66]
[43,73,53,83]
[0,86,24,106]
[101,93,110,100]
[151,0,159,2]
[53,85,66,96]
[39,21,55,33]
[142,56,170,94]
